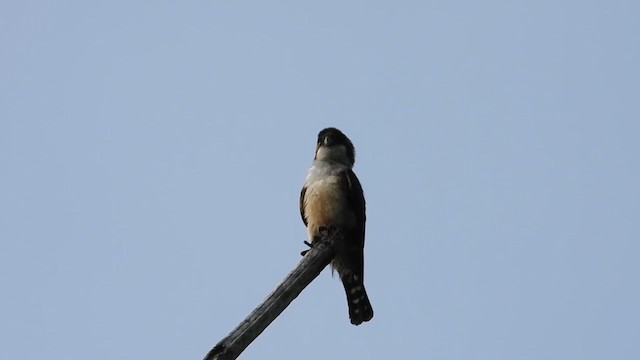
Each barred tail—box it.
[341,273,374,325]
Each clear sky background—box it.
[1,1,639,359]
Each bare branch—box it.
[203,227,340,360]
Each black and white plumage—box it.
[300,127,373,325]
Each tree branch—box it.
[203,227,340,360]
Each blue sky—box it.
[1,1,639,359]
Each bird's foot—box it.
[301,226,340,256]
[300,240,313,256]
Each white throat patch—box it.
[315,144,350,165]
[304,159,350,186]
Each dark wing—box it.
[341,169,366,247]
[299,186,308,226]
[338,169,367,283]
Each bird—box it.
[299,127,373,325]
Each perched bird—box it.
[300,127,373,325]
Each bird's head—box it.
[314,127,355,167]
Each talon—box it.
[301,240,313,256]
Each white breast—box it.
[303,161,354,237]
[304,160,349,185]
